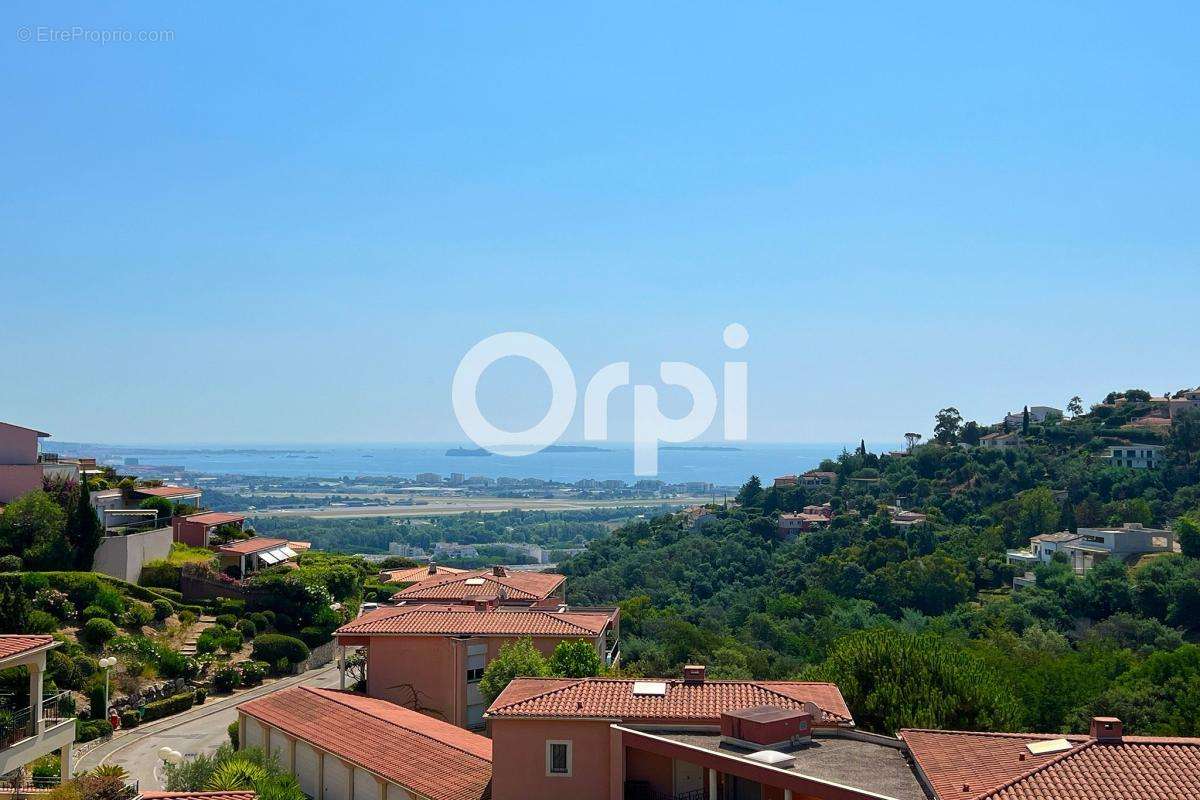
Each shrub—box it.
[214,598,246,616]
[248,612,269,632]
[0,574,31,632]
[196,625,230,654]
[261,610,276,626]
[152,599,173,622]
[297,626,332,649]
[235,619,257,638]
[215,614,238,629]
[240,660,268,686]
[123,603,155,629]
[75,718,113,743]
[139,561,182,591]
[178,609,197,626]
[251,634,309,669]
[194,687,208,705]
[34,588,75,621]
[0,554,22,572]
[27,609,61,634]
[80,618,119,649]
[227,720,239,748]
[218,630,244,654]
[159,650,198,680]
[213,665,242,692]
[141,691,195,722]
[80,605,111,622]
[119,709,140,729]
[155,588,185,602]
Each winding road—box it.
[76,665,341,790]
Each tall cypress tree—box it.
[1022,405,1031,435]
[69,475,103,570]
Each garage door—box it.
[352,767,380,800]
[323,757,350,800]
[295,743,320,799]
[244,719,265,750]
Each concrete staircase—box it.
[178,614,217,656]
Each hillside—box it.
[562,394,1200,736]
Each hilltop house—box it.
[979,430,1023,449]
[1149,388,1200,420]
[777,505,833,536]
[335,602,619,729]
[1106,443,1165,470]
[1007,523,1177,587]
[1003,406,1062,429]
[0,636,76,787]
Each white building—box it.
[1007,523,1177,587]
[0,636,76,786]
[1003,406,1062,430]
[980,431,1023,449]
[1107,444,1165,469]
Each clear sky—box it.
[3,3,1198,445]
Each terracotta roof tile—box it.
[337,604,613,638]
[381,565,468,584]
[182,512,246,526]
[486,677,853,725]
[133,486,202,498]
[903,728,1200,800]
[217,537,289,555]
[238,687,491,800]
[393,569,565,602]
[0,635,57,662]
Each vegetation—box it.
[561,397,1200,735]
[163,744,305,800]
[478,637,605,703]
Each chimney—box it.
[682,665,706,684]
[492,565,507,577]
[427,561,438,575]
[1090,717,1123,742]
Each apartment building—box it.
[335,602,619,729]
[0,422,58,504]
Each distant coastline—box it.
[446,444,611,457]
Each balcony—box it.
[0,693,76,777]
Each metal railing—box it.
[0,693,75,750]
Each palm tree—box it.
[205,760,267,791]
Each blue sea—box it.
[53,442,894,487]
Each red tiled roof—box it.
[381,565,468,584]
[0,635,57,662]
[134,486,202,498]
[141,793,255,800]
[238,687,491,800]
[394,569,564,602]
[217,537,288,555]
[337,603,613,638]
[182,512,245,526]
[902,728,1200,800]
[486,677,853,725]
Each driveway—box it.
[77,665,342,790]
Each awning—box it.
[255,546,295,565]
[258,550,282,565]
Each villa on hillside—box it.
[1148,387,1200,419]
[1106,443,1165,470]
[335,601,620,729]
[979,430,1023,449]
[777,505,833,536]
[1002,406,1062,429]
[380,563,468,586]
[1007,523,1177,588]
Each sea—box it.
[51,442,894,488]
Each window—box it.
[466,667,484,682]
[546,740,572,776]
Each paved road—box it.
[77,665,341,790]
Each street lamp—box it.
[158,747,184,765]
[98,657,117,719]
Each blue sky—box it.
[3,3,1198,445]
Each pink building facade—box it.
[0,422,51,504]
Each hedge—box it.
[251,634,309,669]
[141,691,195,723]
[138,561,182,591]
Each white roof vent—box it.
[746,750,795,769]
[464,578,486,586]
[632,681,667,697]
[1027,739,1072,755]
